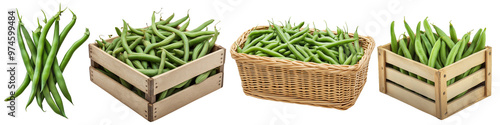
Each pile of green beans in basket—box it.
[390,18,487,100]
[5,8,89,118]
[237,20,364,65]
[94,11,219,101]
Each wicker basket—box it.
[230,26,376,109]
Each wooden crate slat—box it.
[89,43,149,92]
[447,86,486,118]
[441,50,486,81]
[447,68,486,101]
[152,73,223,121]
[385,49,437,81]
[152,46,225,95]
[386,81,436,117]
[89,66,149,119]
[386,68,436,100]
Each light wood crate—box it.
[378,43,492,120]
[88,38,226,121]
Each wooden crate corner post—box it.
[378,46,387,93]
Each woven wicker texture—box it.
[230,26,375,109]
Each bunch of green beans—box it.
[390,18,487,100]
[5,7,90,118]
[94,11,219,101]
[237,20,364,65]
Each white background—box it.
[1,0,499,125]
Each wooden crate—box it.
[378,43,492,120]
[88,39,226,121]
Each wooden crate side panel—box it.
[152,73,223,121]
[447,68,486,101]
[386,68,436,100]
[442,50,486,81]
[378,46,387,93]
[89,43,149,92]
[385,49,437,81]
[446,86,486,119]
[386,82,436,117]
[89,66,149,119]
[152,46,225,95]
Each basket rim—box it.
[230,25,376,73]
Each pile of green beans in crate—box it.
[390,18,487,100]
[237,21,364,65]
[95,11,219,101]
[6,8,89,118]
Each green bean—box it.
[404,18,415,46]
[317,51,339,64]
[60,28,90,71]
[165,49,187,65]
[243,47,284,57]
[317,37,336,42]
[35,85,44,111]
[353,27,362,55]
[42,86,64,117]
[420,33,432,55]
[51,59,72,104]
[159,42,183,50]
[151,12,167,39]
[144,33,175,53]
[439,40,447,65]
[289,25,309,40]
[179,19,190,31]
[165,13,189,27]
[390,21,398,53]
[339,46,345,64]
[120,20,134,54]
[186,35,213,47]
[263,42,279,50]
[432,24,455,49]
[304,38,325,46]
[428,40,441,68]
[157,25,190,61]
[455,33,470,61]
[157,13,174,25]
[136,69,170,77]
[295,45,309,59]
[463,29,482,57]
[449,22,458,43]
[127,23,145,36]
[286,43,305,60]
[115,27,122,36]
[278,49,286,53]
[185,31,215,37]
[158,49,167,75]
[48,74,65,116]
[192,42,204,59]
[350,54,359,65]
[189,19,214,32]
[289,33,307,45]
[472,28,486,53]
[343,54,354,65]
[197,42,210,59]
[322,38,356,48]
[17,20,34,80]
[414,35,428,65]
[423,17,436,45]
[128,53,161,62]
[243,34,266,50]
